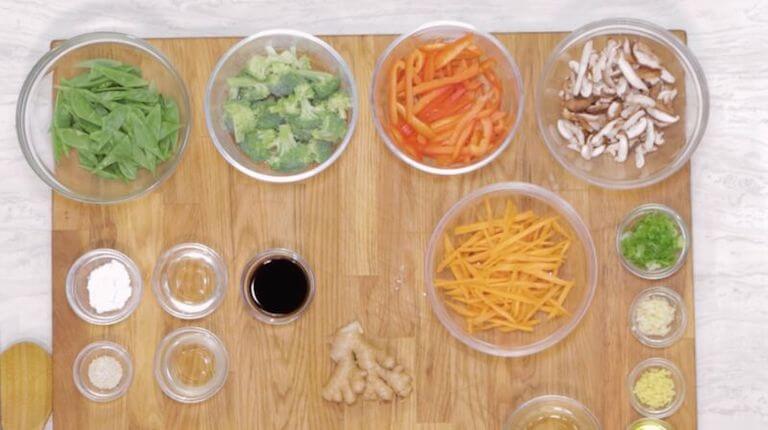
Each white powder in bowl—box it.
[87,259,132,314]
[87,355,123,390]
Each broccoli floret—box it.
[223,101,256,143]
[267,70,305,97]
[245,55,270,80]
[288,99,322,141]
[269,94,301,118]
[324,91,351,119]
[266,124,314,172]
[312,111,348,142]
[240,129,277,161]
[227,76,270,101]
[252,100,283,129]
[295,70,340,99]
[293,82,315,101]
[274,124,299,158]
[308,139,335,163]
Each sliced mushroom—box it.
[636,66,662,85]
[580,143,592,160]
[643,120,655,152]
[660,68,676,84]
[635,147,646,168]
[646,107,679,124]
[625,93,656,108]
[573,40,594,96]
[591,145,606,157]
[615,76,629,97]
[623,110,646,129]
[626,117,647,139]
[580,78,593,98]
[564,97,595,113]
[632,42,661,69]
[607,101,622,119]
[657,88,678,105]
[616,133,629,162]
[617,53,649,91]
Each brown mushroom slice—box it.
[617,54,648,91]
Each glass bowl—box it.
[73,341,133,402]
[16,32,191,204]
[154,327,229,403]
[240,248,316,325]
[65,248,143,325]
[627,417,675,430]
[371,21,524,175]
[535,18,709,189]
[629,286,687,348]
[151,243,228,320]
[628,357,685,419]
[425,182,598,357]
[616,204,689,280]
[503,395,601,430]
[205,29,358,183]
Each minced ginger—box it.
[322,321,412,404]
[633,367,676,409]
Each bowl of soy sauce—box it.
[240,248,315,324]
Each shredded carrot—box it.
[434,200,575,334]
[386,33,513,167]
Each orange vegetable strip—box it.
[424,51,436,81]
[413,86,453,115]
[389,60,405,124]
[450,120,476,160]
[404,52,417,120]
[434,34,474,69]
[421,41,447,51]
[449,94,489,159]
[396,103,437,139]
[412,64,481,95]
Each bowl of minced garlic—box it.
[628,358,685,418]
[629,286,687,348]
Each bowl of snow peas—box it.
[17,32,191,204]
[205,29,358,183]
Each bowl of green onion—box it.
[616,203,689,280]
[205,29,358,183]
[16,32,191,204]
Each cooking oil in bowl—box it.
[525,413,579,429]
[628,418,674,430]
[169,344,216,387]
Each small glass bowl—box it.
[66,248,143,325]
[16,32,191,204]
[371,21,524,175]
[73,341,133,402]
[240,248,316,325]
[627,417,675,430]
[503,395,601,430]
[535,18,709,189]
[629,286,687,348]
[154,327,229,403]
[616,204,689,280]
[628,358,686,419]
[425,182,598,357]
[151,243,228,320]
[205,29,358,183]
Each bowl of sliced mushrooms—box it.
[535,18,709,189]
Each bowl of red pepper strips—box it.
[371,21,524,175]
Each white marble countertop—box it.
[1,1,766,428]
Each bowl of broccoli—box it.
[205,29,358,183]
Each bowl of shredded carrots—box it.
[425,182,598,357]
[371,21,524,175]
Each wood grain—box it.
[52,33,696,429]
[0,342,52,430]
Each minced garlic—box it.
[635,296,675,337]
[633,368,676,409]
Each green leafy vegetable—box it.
[620,211,685,270]
[51,59,181,181]
[223,47,351,173]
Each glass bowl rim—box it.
[629,285,688,348]
[65,248,143,326]
[72,340,134,402]
[16,31,192,204]
[616,203,690,280]
[627,357,686,419]
[424,182,598,357]
[151,242,228,320]
[370,20,525,176]
[153,326,229,403]
[203,28,359,184]
[534,17,710,189]
[503,394,602,429]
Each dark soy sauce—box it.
[248,258,309,315]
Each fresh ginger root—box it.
[322,321,412,404]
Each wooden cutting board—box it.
[52,32,696,429]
